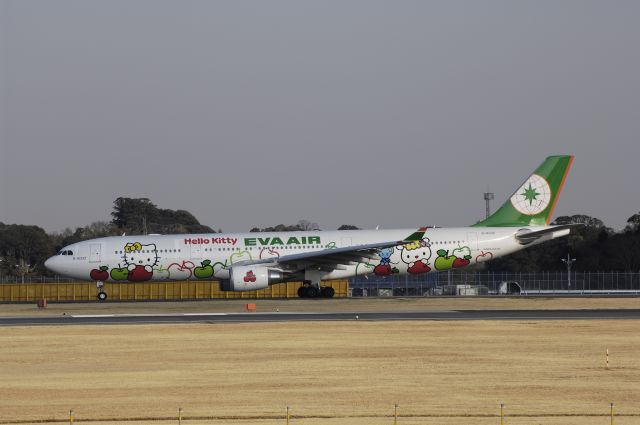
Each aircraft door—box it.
[190,244,202,259]
[466,232,478,250]
[89,244,101,263]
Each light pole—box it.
[483,192,494,219]
[15,258,32,284]
[561,253,576,292]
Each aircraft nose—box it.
[44,256,60,274]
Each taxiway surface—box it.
[3,309,640,326]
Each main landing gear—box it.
[299,270,334,298]
[298,283,335,298]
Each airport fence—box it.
[349,271,640,296]
[0,280,349,302]
[2,271,640,299]
[22,402,629,425]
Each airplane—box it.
[45,155,575,301]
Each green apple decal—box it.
[452,246,471,259]
[153,266,170,280]
[434,249,456,271]
[110,265,129,281]
[194,260,214,279]
[230,250,252,264]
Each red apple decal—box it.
[167,261,195,280]
[452,257,471,268]
[373,264,392,276]
[128,265,153,282]
[475,251,494,263]
[90,266,109,281]
[408,261,431,274]
[259,248,280,259]
[243,270,257,283]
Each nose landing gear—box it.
[96,281,107,302]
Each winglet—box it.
[404,227,428,242]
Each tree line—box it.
[0,197,638,277]
[487,214,640,272]
[0,198,360,277]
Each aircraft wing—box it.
[515,224,579,244]
[235,228,428,272]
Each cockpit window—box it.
[58,250,74,256]
[67,250,73,256]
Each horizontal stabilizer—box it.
[515,224,579,244]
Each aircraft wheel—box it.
[321,286,335,298]
[306,286,319,298]
[297,286,308,298]
[97,291,107,302]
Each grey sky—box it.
[1,0,639,233]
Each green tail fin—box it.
[473,155,574,227]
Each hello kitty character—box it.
[123,242,158,282]
[398,238,432,274]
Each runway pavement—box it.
[2,309,640,326]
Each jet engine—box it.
[221,265,284,291]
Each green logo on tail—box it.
[510,174,552,215]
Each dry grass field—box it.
[1,320,640,425]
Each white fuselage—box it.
[45,227,551,283]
